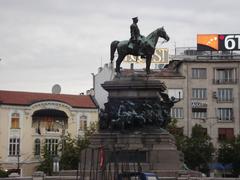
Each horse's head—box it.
[157,27,170,42]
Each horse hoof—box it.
[115,72,121,78]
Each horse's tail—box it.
[110,40,119,63]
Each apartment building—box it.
[155,58,240,146]
[0,90,98,176]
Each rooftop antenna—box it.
[101,56,103,67]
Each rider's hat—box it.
[132,17,138,21]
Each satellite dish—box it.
[52,84,61,94]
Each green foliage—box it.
[60,122,97,170]
[168,122,215,174]
[182,124,214,174]
[218,135,240,176]
[37,145,54,175]
[37,122,97,173]
[60,133,84,170]
[0,157,8,177]
[166,118,186,151]
[0,168,9,178]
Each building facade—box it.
[92,63,115,109]
[0,90,98,176]
[162,59,240,147]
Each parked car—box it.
[117,172,160,180]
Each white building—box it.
[92,63,115,109]
[0,90,98,176]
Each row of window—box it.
[192,88,233,101]
[175,127,234,141]
[171,107,234,121]
[9,113,88,131]
[169,88,233,102]
[192,68,237,84]
[9,138,59,157]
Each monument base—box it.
[87,128,183,177]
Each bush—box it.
[0,169,9,177]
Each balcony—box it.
[217,98,234,103]
[33,127,65,136]
[213,79,237,84]
[217,117,234,123]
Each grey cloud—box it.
[0,0,239,94]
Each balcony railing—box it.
[34,128,64,135]
[213,79,238,84]
[217,98,234,103]
[217,117,234,122]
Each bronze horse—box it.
[110,27,170,74]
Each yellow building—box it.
[0,90,98,176]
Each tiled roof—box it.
[0,90,97,108]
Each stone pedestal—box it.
[84,75,183,177]
[89,129,182,176]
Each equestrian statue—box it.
[110,17,170,74]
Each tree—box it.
[60,122,97,170]
[182,124,215,174]
[37,122,97,174]
[37,145,54,175]
[60,133,83,170]
[166,118,186,151]
[218,135,240,176]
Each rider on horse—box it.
[128,17,145,58]
[110,21,169,74]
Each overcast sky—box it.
[0,0,239,94]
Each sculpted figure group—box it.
[99,92,180,131]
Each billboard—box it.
[123,48,169,64]
[197,34,240,51]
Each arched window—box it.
[34,139,41,156]
[11,113,20,129]
[79,115,87,131]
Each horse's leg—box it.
[116,54,124,74]
[146,55,152,74]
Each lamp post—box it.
[17,154,20,174]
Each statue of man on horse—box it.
[110,17,170,74]
[128,17,145,58]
